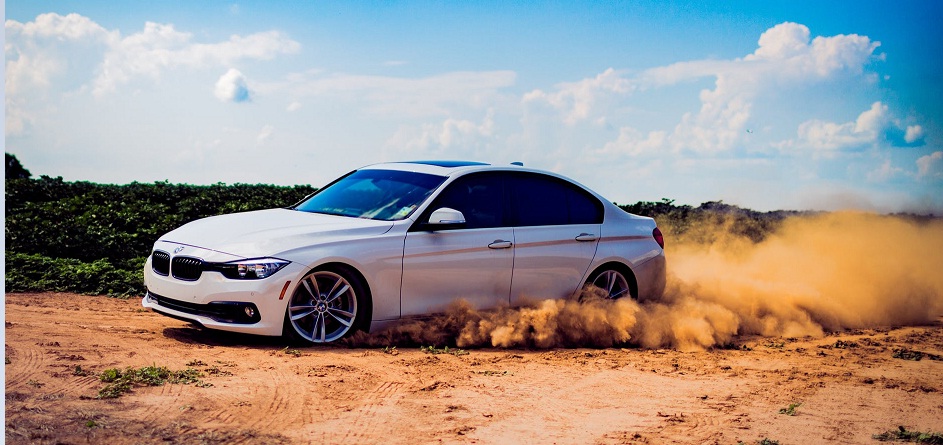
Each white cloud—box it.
[284,70,516,117]
[523,68,633,125]
[257,124,275,144]
[526,22,883,157]
[387,109,496,155]
[94,25,300,95]
[866,159,905,183]
[286,101,302,112]
[597,127,667,157]
[4,12,300,134]
[4,12,302,96]
[5,13,115,134]
[905,125,925,144]
[744,22,880,78]
[916,151,943,180]
[795,102,925,151]
[214,68,250,102]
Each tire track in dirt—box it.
[4,337,49,389]
[331,380,408,443]
[187,352,317,440]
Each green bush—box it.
[5,252,145,297]
[619,198,806,244]
[5,176,316,296]
[5,174,814,297]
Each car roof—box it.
[361,160,502,177]
[359,161,603,200]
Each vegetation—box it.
[421,345,470,356]
[5,153,316,296]
[97,365,207,399]
[778,402,802,416]
[619,198,805,245]
[873,426,943,444]
[0,153,830,297]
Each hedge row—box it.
[5,176,799,297]
[5,176,316,296]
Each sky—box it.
[4,1,943,213]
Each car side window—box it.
[423,173,506,229]
[510,173,603,226]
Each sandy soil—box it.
[5,292,943,444]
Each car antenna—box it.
[511,161,523,166]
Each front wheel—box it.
[284,268,367,344]
[587,268,632,300]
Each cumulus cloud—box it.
[917,151,943,180]
[523,22,884,157]
[215,68,251,102]
[597,127,667,157]
[5,13,114,134]
[94,25,299,95]
[796,102,926,151]
[523,68,633,125]
[387,109,496,155]
[4,12,300,97]
[745,22,880,77]
[905,125,925,144]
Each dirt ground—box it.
[5,292,943,444]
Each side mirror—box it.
[425,207,466,229]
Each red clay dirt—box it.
[5,292,943,444]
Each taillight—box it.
[653,227,665,249]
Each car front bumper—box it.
[143,255,307,336]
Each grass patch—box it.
[421,345,469,356]
[778,402,801,416]
[893,348,943,362]
[281,347,302,357]
[874,426,943,443]
[473,370,511,377]
[97,365,206,399]
[834,340,859,349]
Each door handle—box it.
[575,233,598,242]
[488,240,513,249]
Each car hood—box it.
[159,208,395,259]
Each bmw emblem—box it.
[173,246,185,254]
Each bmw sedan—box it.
[143,161,666,344]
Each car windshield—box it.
[294,169,448,221]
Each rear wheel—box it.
[587,268,632,300]
[284,267,367,344]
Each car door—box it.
[508,172,603,305]
[401,172,513,316]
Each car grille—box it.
[171,256,204,281]
[151,251,170,276]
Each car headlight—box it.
[214,258,290,280]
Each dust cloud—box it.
[350,212,943,351]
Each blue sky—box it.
[5,1,942,212]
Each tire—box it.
[586,267,632,300]
[284,267,368,344]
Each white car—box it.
[143,161,666,344]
